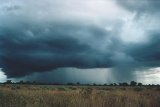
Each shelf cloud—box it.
[0,0,160,83]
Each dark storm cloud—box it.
[0,0,160,83]
[15,68,111,84]
[108,32,160,82]
[0,22,113,77]
[126,33,160,67]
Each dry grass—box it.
[0,85,160,107]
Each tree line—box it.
[1,80,159,86]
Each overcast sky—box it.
[0,0,160,84]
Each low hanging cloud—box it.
[0,22,114,77]
[126,34,160,67]
[0,0,160,83]
[116,0,160,14]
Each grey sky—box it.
[0,0,160,83]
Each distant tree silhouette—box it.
[109,83,113,86]
[103,83,107,86]
[6,80,12,84]
[2,80,148,86]
[19,80,24,84]
[26,81,31,84]
[33,81,37,85]
[130,81,137,86]
[123,82,129,86]
[113,83,117,86]
[67,83,75,86]
[152,84,155,86]
[93,83,97,86]
[86,84,90,86]
[52,82,61,85]
[138,83,143,86]
[119,82,128,86]
[119,83,122,86]
[76,82,80,85]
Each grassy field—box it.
[0,85,160,107]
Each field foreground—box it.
[0,85,160,107]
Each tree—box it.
[93,83,97,86]
[19,80,24,84]
[32,81,37,85]
[119,82,128,86]
[130,81,137,86]
[67,83,75,86]
[138,83,143,86]
[26,81,31,84]
[109,83,113,86]
[103,83,107,86]
[113,83,117,86]
[76,82,80,85]
[6,80,12,84]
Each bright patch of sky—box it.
[0,68,7,82]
